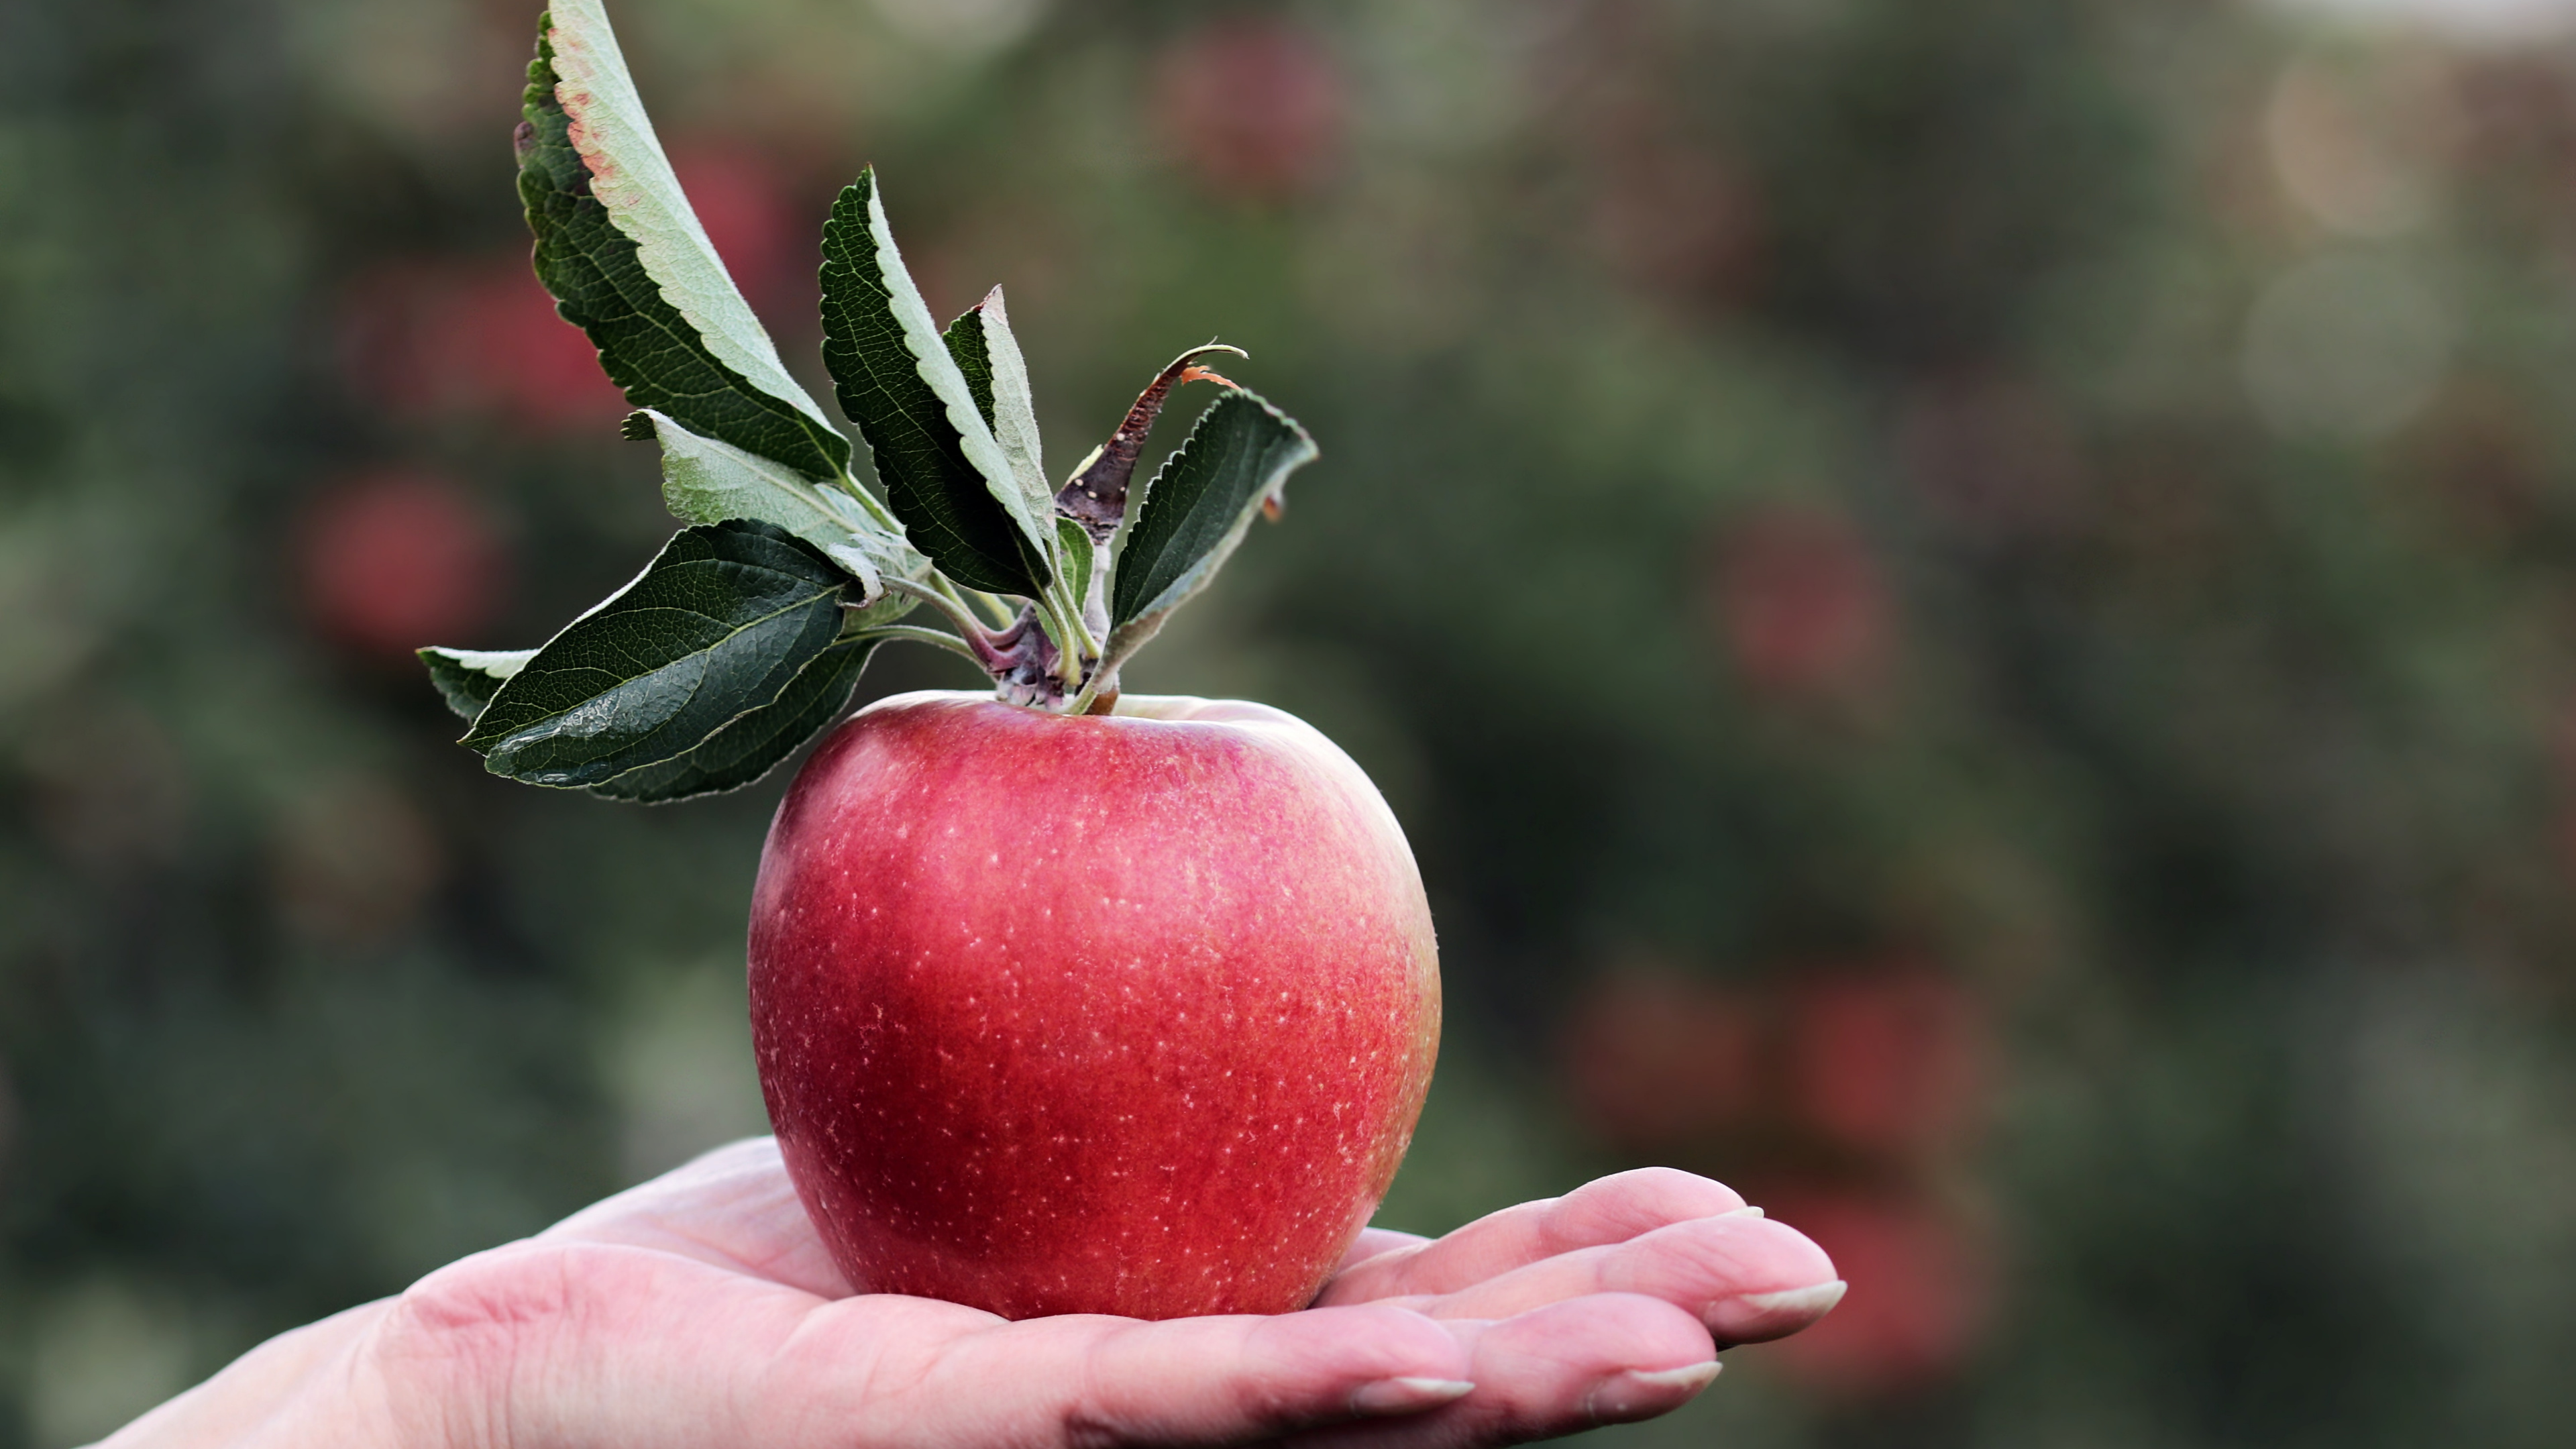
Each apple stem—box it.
[1037,595,1092,694]
[961,585,1017,629]
[1040,581,1099,677]
[848,623,982,662]
[1067,663,1118,716]
[886,576,998,643]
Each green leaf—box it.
[584,635,880,803]
[942,303,995,428]
[1105,388,1317,662]
[971,286,1053,520]
[942,288,1053,526]
[633,407,919,600]
[818,170,1052,597]
[1056,516,1094,610]
[419,647,537,722]
[463,521,849,788]
[520,3,849,480]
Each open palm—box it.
[360,1138,1841,1447]
[112,1138,1843,1448]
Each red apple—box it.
[747,690,1441,1320]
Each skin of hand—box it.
[100,1138,1843,1449]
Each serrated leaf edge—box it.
[975,286,1053,521]
[855,175,1055,558]
[1099,388,1316,676]
[463,524,847,784]
[542,0,841,448]
[420,646,539,724]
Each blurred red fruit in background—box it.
[1154,17,1344,203]
[1712,505,1892,700]
[299,470,506,655]
[667,143,808,316]
[1564,971,1764,1150]
[1788,965,1990,1159]
[1758,1185,1994,1396]
[339,258,627,429]
[337,144,803,431]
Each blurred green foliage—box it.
[5,1,2576,1445]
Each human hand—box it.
[107,1138,1841,1448]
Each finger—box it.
[1338,1226,1436,1275]
[790,1301,1481,1447]
[1401,1213,1841,1344]
[1458,1296,1721,1440]
[1285,1295,1719,1449]
[538,1138,854,1298]
[1318,1169,1748,1306]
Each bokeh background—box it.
[7,0,2576,1443]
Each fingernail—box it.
[1717,1205,1764,1220]
[1585,1361,1722,1424]
[1350,1377,1475,1416]
[1744,1281,1846,1316]
[1705,1279,1848,1343]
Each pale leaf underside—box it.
[522,2,849,481]
[639,407,917,600]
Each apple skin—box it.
[747,690,1440,1320]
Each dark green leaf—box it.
[463,521,848,788]
[584,635,880,803]
[521,3,849,480]
[942,302,994,429]
[936,292,1052,521]
[1056,517,1094,612]
[1108,388,1317,641]
[419,647,537,722]
[818,170,1052,597]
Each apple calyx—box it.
[413,0,1320,804]
[959,603,1067,710]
